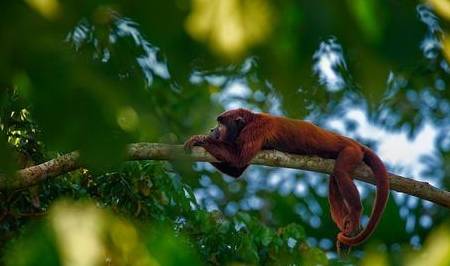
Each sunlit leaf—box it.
[185,0,274,58]
[408,224,450,266]
[428,0,450,20]
[24,0,61,20]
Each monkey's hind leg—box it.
[328,174,350,233]
[332,146,364,237]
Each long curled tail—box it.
[337,147,390,246]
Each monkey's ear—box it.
[235,116,245,125]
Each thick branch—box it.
[1,143,450,208]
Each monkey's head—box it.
[209,108,254,143]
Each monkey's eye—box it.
[210,128,214,132]
[217,116,224,122]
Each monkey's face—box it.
[209,112,246,143]
[209,124,226,140]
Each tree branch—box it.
[1,143,449,208]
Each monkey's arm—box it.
[184,135,241,163]
[205,123,267,168]
[185,123,267,168]
[184,135,249,177]
[211,162,248,178]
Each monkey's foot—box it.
[336,223,362,256]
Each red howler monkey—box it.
[184,108,389,250]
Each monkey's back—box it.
[262,115,358,159]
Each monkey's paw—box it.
[184,135,207,153]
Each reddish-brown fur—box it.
[185,108,389,250]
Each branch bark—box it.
[1,143,450,208]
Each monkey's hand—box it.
[184,135,208,153]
